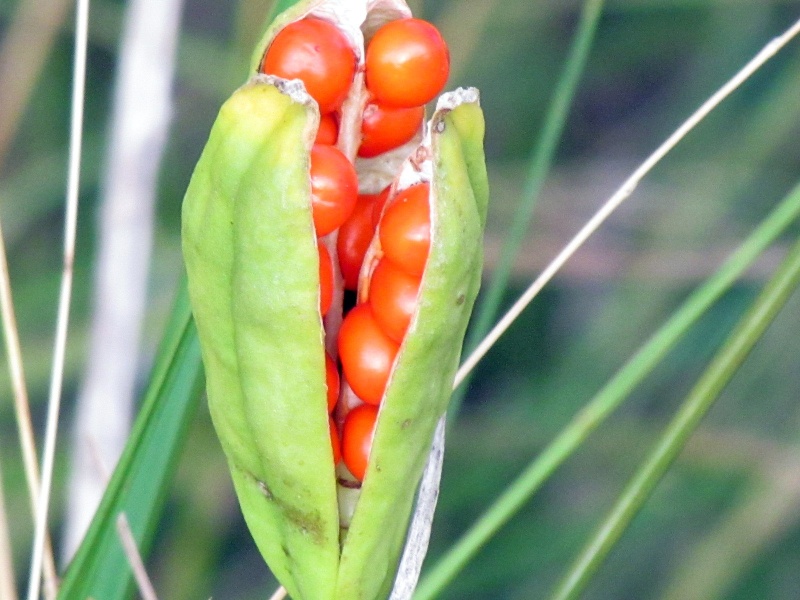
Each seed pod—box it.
[182,1,487,599]
[182,78,339,600]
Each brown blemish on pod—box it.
[241,468,327,545]
[279,504,327,546]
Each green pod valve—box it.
[335,89,488,600]
[182,76,340,600]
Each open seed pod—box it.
[181,1,487,598]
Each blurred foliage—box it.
[2,0,800,598]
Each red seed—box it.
[318,242,334,316]
[369,258,421,343]
[378,183,430,276]
[341,403,378,481]
[315,113,339,145]
[262,18,356,114]
[358,101,424,158]
[310,144,359,237]
[338,303,399,405]
[365,18,449,108]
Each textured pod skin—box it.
[182,78,340,600]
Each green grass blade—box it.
[549,235,800,600]
[448,0,605,421]
[57,276,204,599]
[414,181,800,600]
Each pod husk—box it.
[182,77,340,600]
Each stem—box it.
[549,235,800,600]
[26,0,90,598]
[116,514,159,600]
[0,213,57,597]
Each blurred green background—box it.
[3,0,800,598]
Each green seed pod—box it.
[181,2,487,598]
[182,77,339,600]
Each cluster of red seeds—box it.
[261,15,449,482]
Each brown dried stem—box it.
[115,514,159,600]
[0,212,58,598]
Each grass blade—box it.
[549,235,800,600]
[57,279,204,600]
[0,200,58,597]
[414,180,800,600]
[449,0,604,419]
[26,0,90,597]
